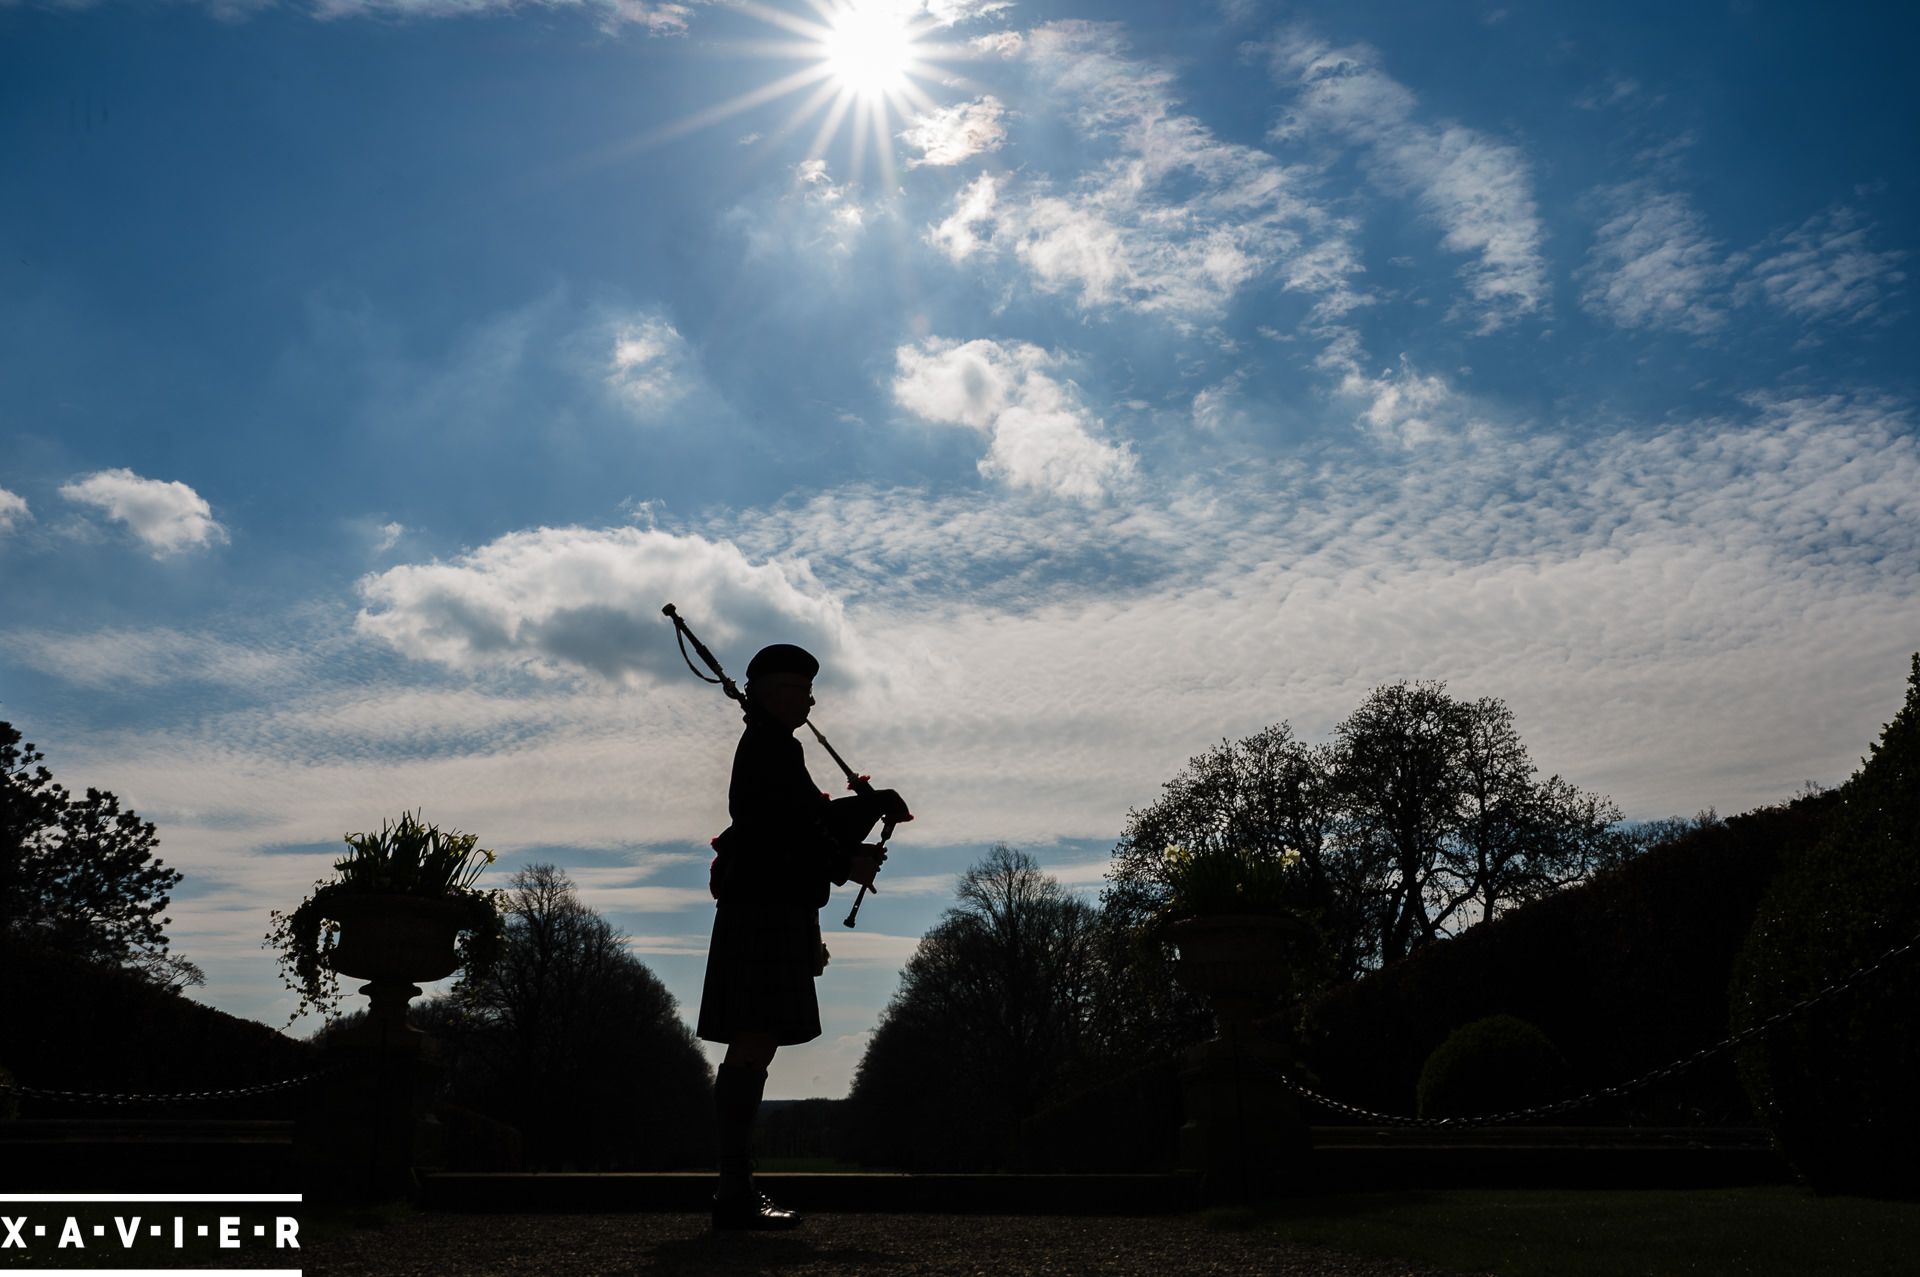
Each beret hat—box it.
[745,643,820,680]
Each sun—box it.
[821,2,917,100]
[637,1,981,186]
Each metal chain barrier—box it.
[0,1062,347,1107]
[1259,925,1920,1128]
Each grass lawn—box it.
[1207,1186,1920,1276]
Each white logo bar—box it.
[0,1195,302,1203]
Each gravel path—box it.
[285,1212,1460,1276]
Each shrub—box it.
[1303,797,1829,1125]
[1417,1013,1570,1120]
[1731,654,1920,1197]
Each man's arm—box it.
[728,730,862,898]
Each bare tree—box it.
[1106,725,1362,963]
[1332,681,1470,963]
[1106,683,1624,978]
[458,862,630,1081]
[849,846,1098,1169]
[445,862,710,1169]
[950,845,1101,1119]
[1337,685,1621,956]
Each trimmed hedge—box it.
[0,933,314,1118]
[1731,655,1920,1197]
[1302,792,1837,1125]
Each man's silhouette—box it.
[695,643,898,1230]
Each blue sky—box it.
[4,0,1916,1099]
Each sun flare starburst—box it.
[822,2,916,99]
[656,0,983,187]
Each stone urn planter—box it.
[302,892,475,1201]
[1167,913,1311,1034]
[325,892,473,1040]
[1166,912,1313,1196]
[268,811,502,1200]
[328,892,467,978]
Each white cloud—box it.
[1574,75,1643,112]
[622,932,712,956]
[38,395,1919,1076]
[926,22,1359,324]
[796,160,866,248]
[375,521,406,553]
[892,336,1136,500]
[1189,368,1257,435]
[0,487,28,534]
[571,883,715,911]
[968,29,1024,57]
[1,627,303,690]
[1278,229,1373,319]
[721,392,1919,835]
[195,0,278,20]
[355,525,857,686]
[605,314,693,413]
[738,160,869,263]
[1349,355,1474,447]
[1044,856,1119,892]
[1741,207,1907,326]
[1010,195,1142,307]
[305,0,691,35]
[982,398,1136,501]
[1577,191,1906,334]
[1191,383,1234,433]
[1579,183,1735,334]
[1268,29,1548,331]
[922,0,1013,24]
[901,96,1007,167]
[1310,328,1481,447]
[927,172,1001,262]
[892,334,1026,430]
[58,468,228,557]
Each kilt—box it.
[696,900,823,1046]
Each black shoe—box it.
[712,1190,802,1231]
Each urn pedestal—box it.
[297,893,466,1202]
[1168,914,1312,1200]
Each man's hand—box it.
[847,846,884,890]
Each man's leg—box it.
[716,1034,775,1197]
[713,1034,797,1228]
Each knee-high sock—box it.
[714,1062,768,1197]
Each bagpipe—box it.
[662,603,911,928]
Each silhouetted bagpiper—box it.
[695,642,908,1230]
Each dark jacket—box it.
[709,705,870,910]
[696,702,899,1045]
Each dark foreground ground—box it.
[8,1187,1914,1274]
[28,1210,1446,1276]
[310,1211,1453,1276]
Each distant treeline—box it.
[7,657,1913,1195]
[832,659,1919,1197]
